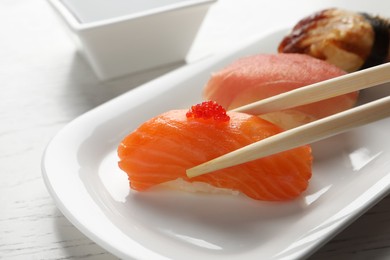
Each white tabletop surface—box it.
[1,0,390,259]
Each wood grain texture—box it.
[1,0,389,259]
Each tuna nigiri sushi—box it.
[118,101,312,201]
[203,53,359,130]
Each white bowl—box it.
[48,0,217,80]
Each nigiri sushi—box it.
[118,101,312,201]
[278,8,390,72]
[203,53,359,130]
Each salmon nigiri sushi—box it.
[203,53,359,130]
[118,101,312,201]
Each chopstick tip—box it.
[186,162,218,178]
[186,166,204,178]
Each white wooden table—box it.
[1,0,389,259]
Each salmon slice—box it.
[203,53,359,129]
[118,102,312,201]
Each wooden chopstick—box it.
[186,64,390,178]
[231,62,390,115]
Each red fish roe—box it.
[186,101,230,122]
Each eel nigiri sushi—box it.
[118,101,312,201]
[278,8,390,72]
[203,53,359,130]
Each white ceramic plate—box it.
[42,29,390,260]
